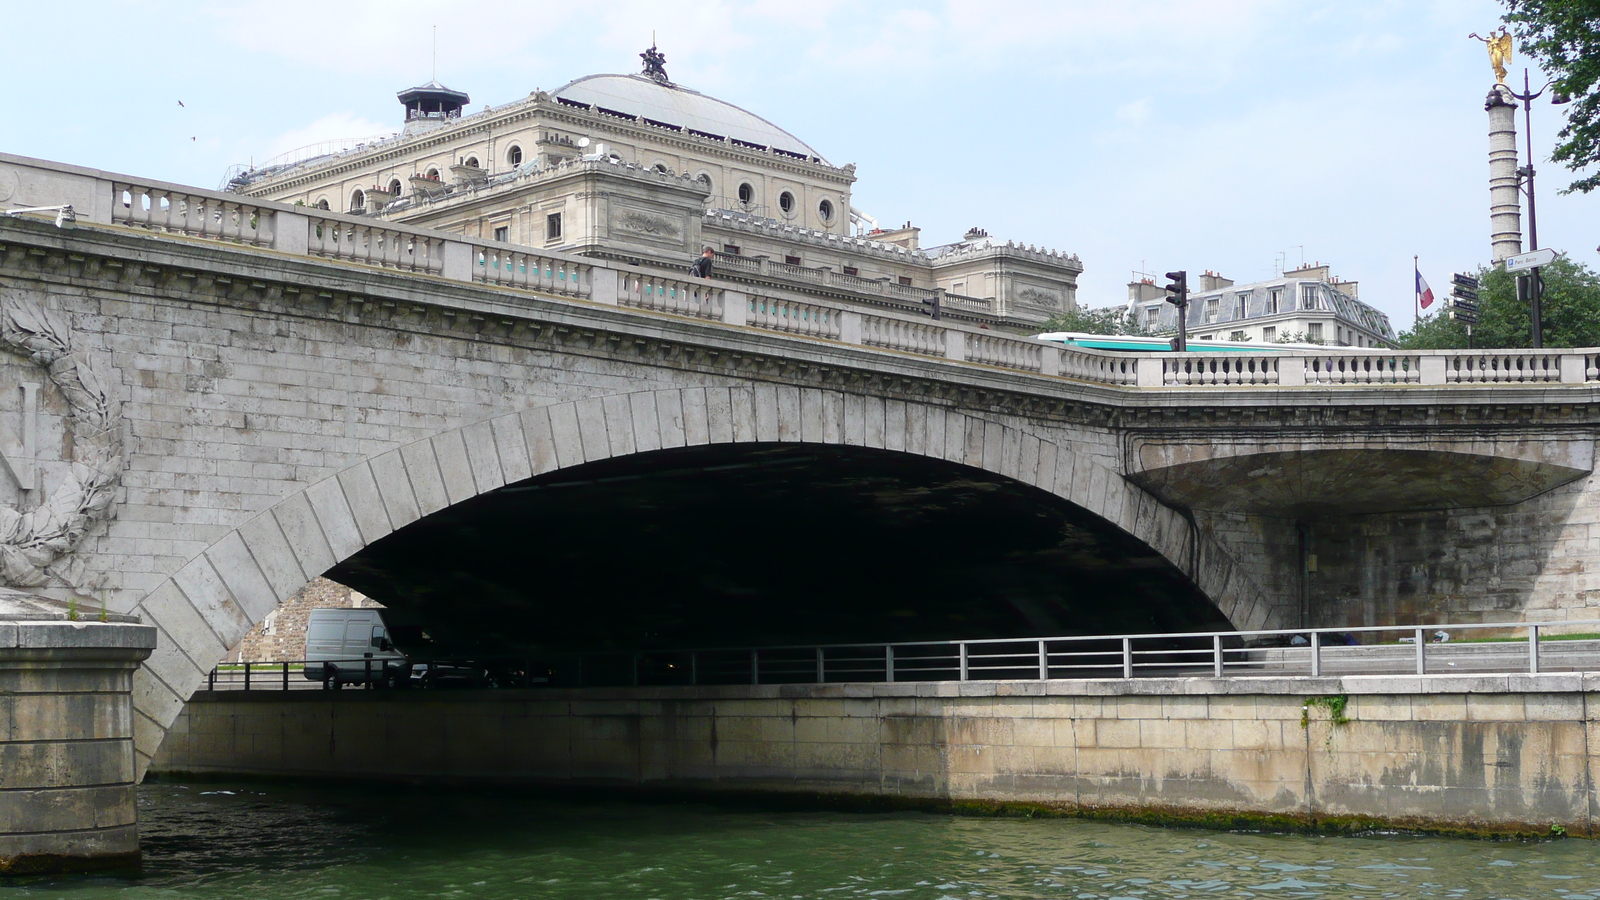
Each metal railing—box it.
[204,621,1600,693]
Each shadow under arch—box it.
[128,385,1282,772]
[325,442,1232,658]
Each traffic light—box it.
[1450,273,1479,325]
[1163,270,1189,352]
[1163,270,1188,306]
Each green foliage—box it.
[1040,305,1153,336]
[1502,0,1600,193]
[67,597,79,622]
[1397,255,1600,348]
[1300,695,1352,729]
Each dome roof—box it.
[551,74,827,164]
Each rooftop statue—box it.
[1470,27,1513,85]
[640,44,670,85]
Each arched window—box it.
[388,178,402,196]
[737,182,754,206]
[425,167,440,180]
[818,199,835,222]
[350,189,365,211]
[464,156,479,168]
[315,198,330,210]
[652,163,670,175]
[779,191,795,215]
[506,145,523,166]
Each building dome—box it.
[551,74,827,164]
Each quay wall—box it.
[151,675,1600,836]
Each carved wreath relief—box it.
[0,288,122,588]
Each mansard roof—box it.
[551,74,827,164]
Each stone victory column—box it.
[1475,27,1523,263]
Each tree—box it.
[1396,255,1600,348]
[1040,305,1154,336]
[1501,0,1600,193]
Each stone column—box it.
[1487,85,1522,263]
[0,591,156,875]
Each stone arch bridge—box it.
[2,154,1599,776]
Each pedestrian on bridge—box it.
[689,246,715,278]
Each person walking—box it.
[689,246,715,278]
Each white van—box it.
[302,608,411,689]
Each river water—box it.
[7,782,1600,899]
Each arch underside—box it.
[327,443,1230,658]
[127,386,1281,773]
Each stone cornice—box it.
[239,96,854,197]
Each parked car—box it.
[301,608,413,689]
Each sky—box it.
[3,0,1594,331]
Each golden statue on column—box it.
[1471,27,1514,84]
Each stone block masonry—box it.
[0,595,156,874]
[153,674,1600,837]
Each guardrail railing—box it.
[8,152,1600,394]
[206,620,1600,693]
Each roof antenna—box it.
[432,25,437,82]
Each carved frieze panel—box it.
[611,205,685,247]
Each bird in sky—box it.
[177,100,185,107]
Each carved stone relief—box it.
[1015,286,1063,309]
[613,208,683,239]
[0,287,122,590]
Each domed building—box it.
[228,49,1083,329]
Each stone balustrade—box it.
[7,152,1600,393]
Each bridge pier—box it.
[0,593,155,874]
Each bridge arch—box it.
[127,385,1278,771]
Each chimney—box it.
[1128,278,1165,303]
[1198,270,1234,291]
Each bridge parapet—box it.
[7,151,1600,396]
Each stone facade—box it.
[231,577,379,664]
[153,675,1600,836]
[227,54,1083,328]
[1127,264,1396,347]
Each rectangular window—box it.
[492,225,509,242]
[1235,293,1249,319]
[842,266,859,277]
[1204,297,1219,323]
[546,212,562,240]
[1146,307,1160,325]
[1199,334,1215,341]
[1267,289,1281,314]
[1230,330,1247,341]
[1307,322,1323,342]
[898,276,913,286]
[784,255,802,266]
[1300,284,1318,310]
[1262,326,1276,342]
[723,244,741,255]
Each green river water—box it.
[6,782,1600,899]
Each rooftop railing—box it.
[6,152,1600,394]
[204,620,1600,692]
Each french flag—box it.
[1416,267,1435,309]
